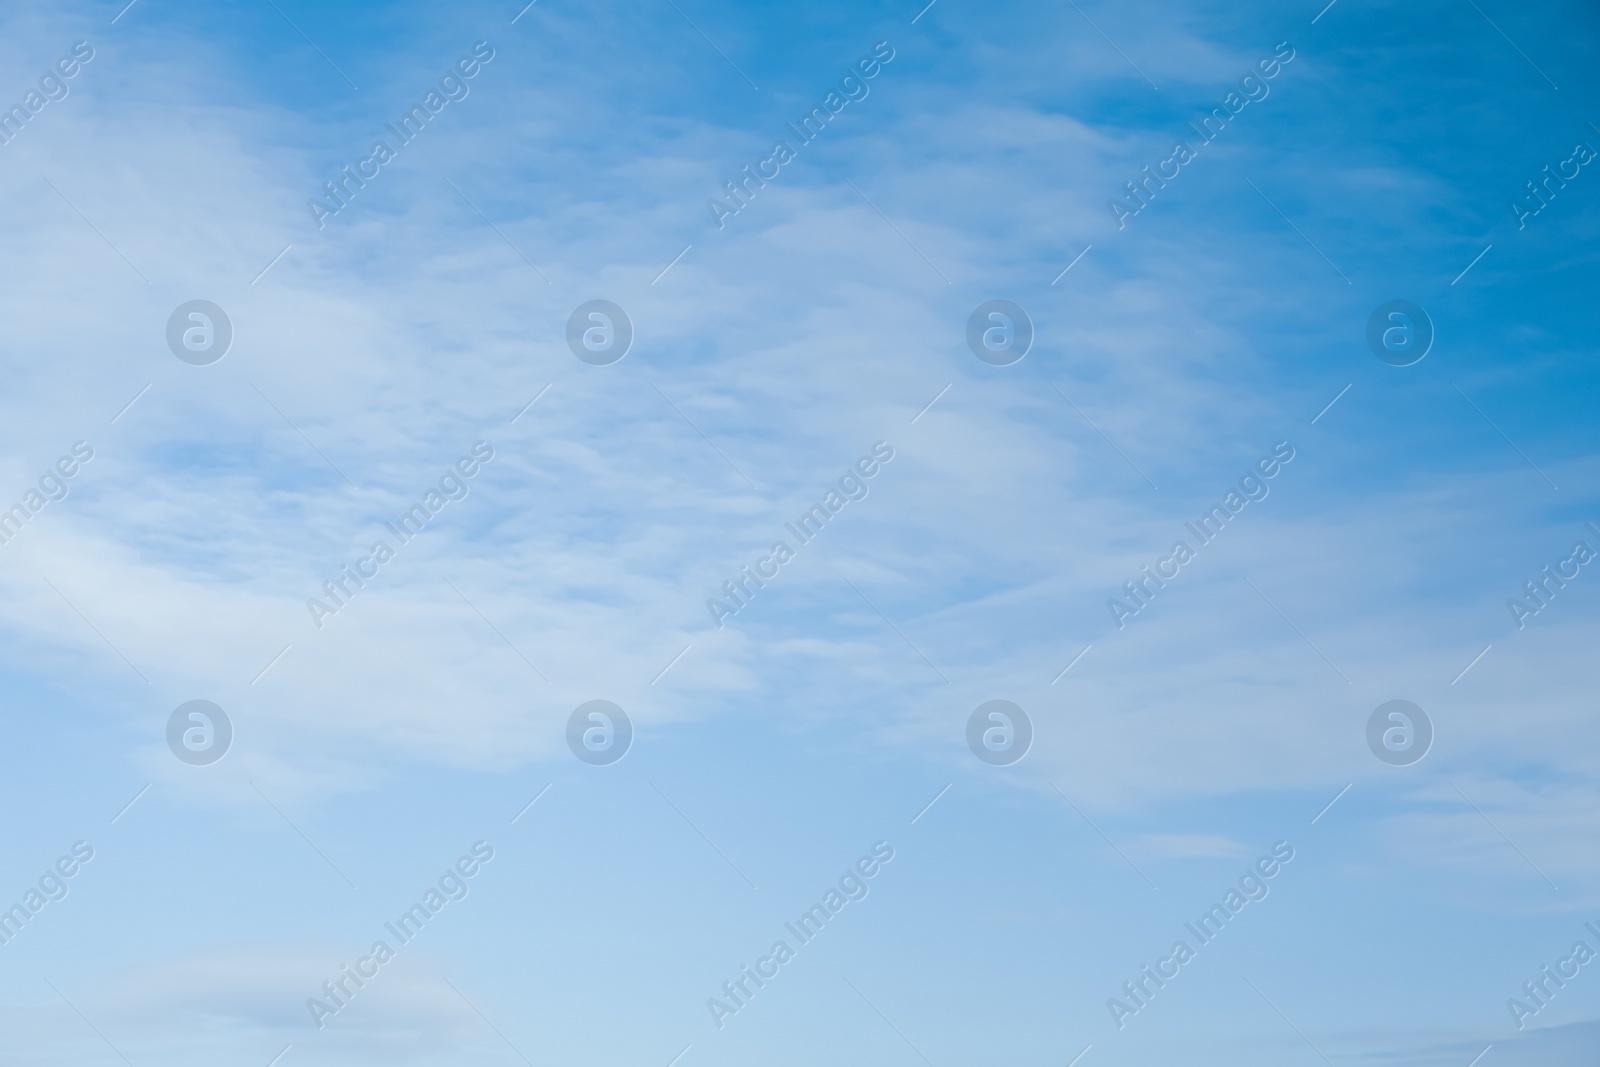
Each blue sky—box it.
[0,0,1597,1063]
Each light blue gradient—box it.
[0,0,1596,1064]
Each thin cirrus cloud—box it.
[0,0,1595,1064]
